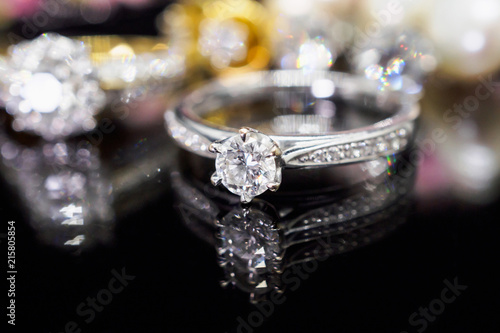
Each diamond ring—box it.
[165,70,420,203]
[0,33,184,139]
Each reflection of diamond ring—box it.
[0,33,184,139]
[170,156,415,301]
[165,70,420,203]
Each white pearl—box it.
[425,0,500,77]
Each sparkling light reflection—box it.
[21,72,63,113]
[311,79,335,98]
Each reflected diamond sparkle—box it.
[218,206,282,296]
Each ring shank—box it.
[165,70,420,168]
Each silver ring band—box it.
[165,70,420,202]
[165,70,419,167]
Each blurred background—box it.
[1,1,500,332]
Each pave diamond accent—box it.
[211,128,282,203]
[0,33,105,139]
[165,111,212,156]
[294,127,410,165]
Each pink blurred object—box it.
[2,0,156,19]
[2,0,40,18]
[415,153,451,199]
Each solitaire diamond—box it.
[0,33,105,139]
[210,128,282,203]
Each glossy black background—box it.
[2,4,500,333]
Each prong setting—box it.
[239,127,250,141]
[211,172,222,186]
[268,145,282,158]
[209,142,222,153]
[238,127,258,142]
[266,183,280,192]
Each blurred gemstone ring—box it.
[0,33,184,139]
[165,70,420,203]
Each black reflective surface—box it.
[1,125,499,333]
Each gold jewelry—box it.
[159,0,271,76]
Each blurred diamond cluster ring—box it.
[0,33,184,139]
[165,70,420,203]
